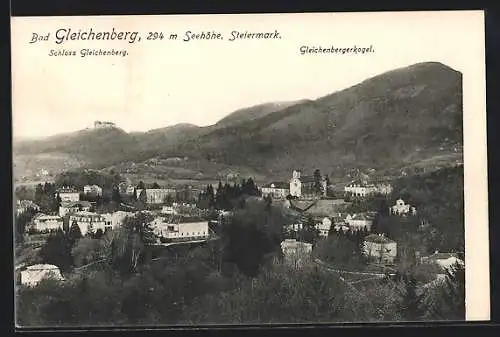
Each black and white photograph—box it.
[11,11,489,327]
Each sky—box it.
[11,11,485,139]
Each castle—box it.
[94,120,116,129]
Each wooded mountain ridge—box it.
[13,61,463,180]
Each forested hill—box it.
[13,62,463,178]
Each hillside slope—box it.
[13,127,140,168]
[13,62,463,180]
[182,62,463,177]
[215,101,308,128]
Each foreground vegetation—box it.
[15,166,465,326]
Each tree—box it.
[109,212,156,275]
[68,221,83,243]
[242,178,260,196]
[151,182,160,189]
[206,185,215,209]
[72,237,107,268]
[313,169,324,196]
[223,199,290,277]
[111,186,122,204]
[94,228,104,240]
[399,273,423,320]
[15,207,38,244]
[298,215,320,245]
[39,230,73,272]
[137,181,146,190]
[313,234,360,269]
[420,262,465,320]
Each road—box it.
[313,258,388,277]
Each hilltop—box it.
[13,61,463,182]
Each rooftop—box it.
[263,181,289,189]
[364,234,395,244]
[71,211,100,217]
[158,214,206,224]
[17,200,40,208]
[57,187,79,193]
[349,213,374,221]
[34,213,62,220]
[25,264,60,271]
[61,200,92,208]
[425,252,459,260]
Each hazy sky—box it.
[11,11,484,139]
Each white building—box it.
[58,200,92,217]
[344,180,393,197]
[31,214,64,232]
[102,211,134,231]
[421,251,465,272]
[280,239,313,268]
[363,234,397,264]
[389,198,417,216]
[152,217,210,241]
[16,200,40,215]
[56,187,80,203]
[344,182,378,197]
[261,182,290,199]
[345,213,374,231]
[20,264,64,287]
[161,205,178,215]
[69,211,107,236]
[126,186,135,195]
[83,185,103,196]
[315,217,332,237]
[284,223,304,233]
[136,188,176,204]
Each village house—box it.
[363,234,397,264]
[261,182,290,199]
[420,251,464,272]
[83,184,103,196]
[118,182,135,197]
[315,217,332,237]
[69,211,107,236]
[151,215,210,242]
[345,213,374,231]
[31,213,64,232]
[331,213,349,231]
[161,205,178,215]
[289,170,327,199]
[56,187,80,203]
[102,211,135,231]
[376,183,393,195]
[58,200,92,217]
[280,239,313,269]
[126,185,135,195]
[344,182,378,197]
[389,198,417,216]
[284,223,304,233]
[136,188,177,204]
[20,264,64,287]
[16,200,40,215]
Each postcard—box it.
[11,11,489,327]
